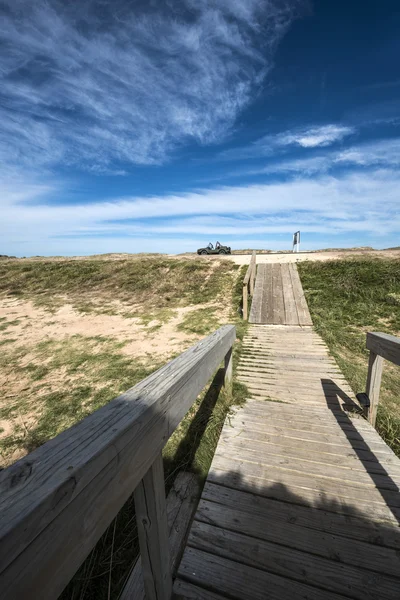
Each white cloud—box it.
[277,124,355,148]
[235,137,400,177]
[0,0,303,172]
[2,168,399,255]
[218,123,355,160]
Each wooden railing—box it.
[0,325,236,600]
[242,251,257,321]
[360,332,400,427]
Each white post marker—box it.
[292,231,300,253]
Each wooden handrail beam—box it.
[242,251,256,321]
[366,332,400,367]
[0,325,236,600]
[363,331,400,427]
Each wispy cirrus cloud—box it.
[250,136,400,176]
[218,123,355,161]
[0,0,304,173]
[275,124,355,148]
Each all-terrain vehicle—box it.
[197,241,231,255]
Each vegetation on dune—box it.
[298,258,400,455]
[0,257,237,313]
[0,336,161,459]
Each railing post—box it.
[249,268,254,295]
[243,284,248,321]
[249,251,256,295]
[224,347,233,396]
[134,454,172,600]
[365,350,383,427]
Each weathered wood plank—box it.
[209,458,400,513]
[121,472,201,600]
[188,520,400,599]
[177,547,348,600]
[367,332,400,367]
[133,453,172,600]
[0,325,235,600]
[206,466,400,522]
[215,445,400,490]
[288,263,313,325]
[221,426,398,465]
[201,482,400,548]
[173,579,228,599]
[272,263,285,325]
[366,350,384,426]
[222,419,393,453]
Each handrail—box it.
[361,332,400,426]
[0,325,236,600]
[242,251,257,320]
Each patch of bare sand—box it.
[0,298,226,361]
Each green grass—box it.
[298,258,400,454]
[0,258,237,314]
[0,336,160,461]
[177,307,222,336]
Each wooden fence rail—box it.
[362,332,400,427]
[0,325,236,600]
[242,251,257,320]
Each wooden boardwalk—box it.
[175,400,400,600]
[237,325,357,410]
[249,263,312,325]
[174,265,400,599]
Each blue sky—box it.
[1,0,400,256]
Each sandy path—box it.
[212,249,400,266]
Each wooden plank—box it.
[174,579,228,599]
[272,263,285,325]
[222,419,393,453]
[237,370,347,382]
[288,263,312,325]
[265,264,275,324]
[201,482,400,548]
[238,357,341,369]
[133,453,172,600]
[209,457,400,510]
[367,332,400,367]
[214,436,400,479]
[221,426,398,464]
[121,472,201,600]
[366,350,384,427]
[215,445,400,491]
[237,376,354,393]
[206,466,400,522]
[249,262,265,324]
[224,347,233,395]
[0,325,236,600]
[177,547,347,600]
[188,521,400,599]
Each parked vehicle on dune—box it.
[197,241,231,255]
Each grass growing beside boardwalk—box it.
[0,336,161,460]
[298,258,400,455]
[0,257,236,314]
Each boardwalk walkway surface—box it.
[249,263,312,325]
[174,264,400,599]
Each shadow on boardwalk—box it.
[175,383,400,599]
[321,378,400,525]
[176,463,400,599]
